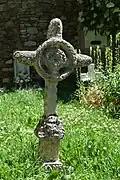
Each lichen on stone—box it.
[34,115,65,139]
[13,50,36,66]
[47,18,63,39]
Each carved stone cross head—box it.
[13,17,92,118]
[13,18,92,83]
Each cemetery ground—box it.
[0,88,120,180]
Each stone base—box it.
[43,160,62,166]
[42,160,63,170]
[34,115,65,164]
[39,137,60,163]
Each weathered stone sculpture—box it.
[13,18,92,166]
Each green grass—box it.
[0,89,120,180]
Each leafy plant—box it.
[100,64,120,118]
[76,64,120,118]
[77,0,120,35]
[89,33,120,71]
[83,84,103,107]
[77,0,120,70]
[75,81,103,108]
[14,72,31,88]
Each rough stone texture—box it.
[44,81,58,116]
[13,17,92,122]
[13,18,92,164]
[13,17,92,121]
[13,18,92,79]
[47,18,63,39]
[34,115,64,139]
[39,137,61,164]
[0,0,80,87]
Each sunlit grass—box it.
[0,89,120,180]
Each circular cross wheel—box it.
[36,38,76,81]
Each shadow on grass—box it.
[57,73,77,103]
[0,73,77,103]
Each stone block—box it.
[6,59,12,64]
[27,27,38,35]
[3,78,10,83]
[25,23,31,27]
[2,67,13,72]
[60,16,66,21]
[22,2,28,9]
[0,4,4,11]
[0,0,7,4]
[30,17,39,21]
[2,68,8,72]
[28,0,36,3]
[20,24,25,29]
[29,35,36,41]
[21,35,27,40]
[20,30,27,34]
[24,41,36,46]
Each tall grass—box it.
[0,89,120,179]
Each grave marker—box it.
[13,18,92,166]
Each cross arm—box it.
[74,53,92,68]
[13,50,36,66]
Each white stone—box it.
[88,63,96,81]
[80,73,90,82]
[80,63,103,82]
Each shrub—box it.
[100,64,120,118]
[90,33,120,71]
[75,65,120,118]
[83,84,103,107]
[75,81,103,108]
[14,72,31,88]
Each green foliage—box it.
[90,33,120,71]
[0,89,120,179]
[77,0,120,35]
[100,65,120,118]
[89,33,120,117]
[14,72,32,88]
[75,64,120,118]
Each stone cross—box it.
[13,18,92,166]
[80,63,103,82]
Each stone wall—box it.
[0,0,79,87]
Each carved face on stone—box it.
[40,47,72,77]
